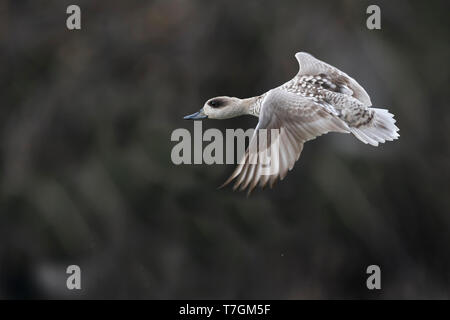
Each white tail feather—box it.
[350,108,400,147]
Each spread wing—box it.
[221,90,350,194]
[294,52,372,106]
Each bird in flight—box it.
[184,52,399,194]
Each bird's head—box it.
[184,96,244,120]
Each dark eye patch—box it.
[208,99,223,108]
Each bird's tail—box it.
[350,108,399,146]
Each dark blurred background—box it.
[0,0,449,299]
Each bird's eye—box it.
[208,100,222,108]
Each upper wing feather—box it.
[294,52,372,106]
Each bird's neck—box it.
[240,96,261,117]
